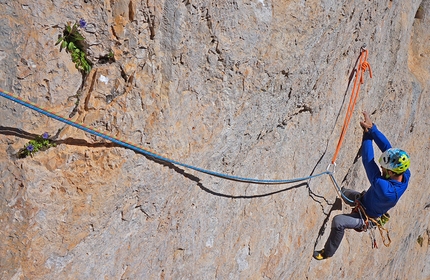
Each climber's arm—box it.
[361,132,382,182]
[368,124,392,153]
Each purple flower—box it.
[26,144,34,152]
[42,132,49,139]
[79,19,87,29]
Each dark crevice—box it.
[307,150,337,213]
[415,4,424,19]
[313,197,342,249]
[97,53,115,64]
[0,126,121,160]
[68,80,84,118]
[68,67,91,118]
[328,49,364,138]
[128,0,135,21]
[120,66,128,81]
[84,69,98,111]
[0,126,40,141]
[297,104,313,114]
[306,148,343,248]
[148,13,156,40]
[110,25,119,40]
[55,137,120,148]
[310,150,343,250]
[278,104,313,128]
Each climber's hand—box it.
[360,111,373,132]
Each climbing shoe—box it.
[313,249,328,260]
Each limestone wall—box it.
[0,0,429,279]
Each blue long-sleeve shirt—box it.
[360,125,411,218]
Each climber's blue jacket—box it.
[360,124,411,218]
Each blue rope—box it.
[328,173,354,204]
[0,89,342,186]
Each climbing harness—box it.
[0,88,330,185]
[352,200,392,248]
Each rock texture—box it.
[0,0,429,279]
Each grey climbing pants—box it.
[323,189,366,257]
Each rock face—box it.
[0,0,429,279]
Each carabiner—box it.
[326,162,336,174]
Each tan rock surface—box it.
[0,0,429,279]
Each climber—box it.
[313,111,411,260]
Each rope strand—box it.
[331,48,372,165]
[0,47,369,198]
[0,88,330,185]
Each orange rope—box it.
[331,48,372,164]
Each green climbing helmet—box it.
[379,148,410,174]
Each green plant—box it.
[107,49,114,59]
[18,132,56,158]
[417,235,424,247]
[56,21,92,74]
[99,49,115,64]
